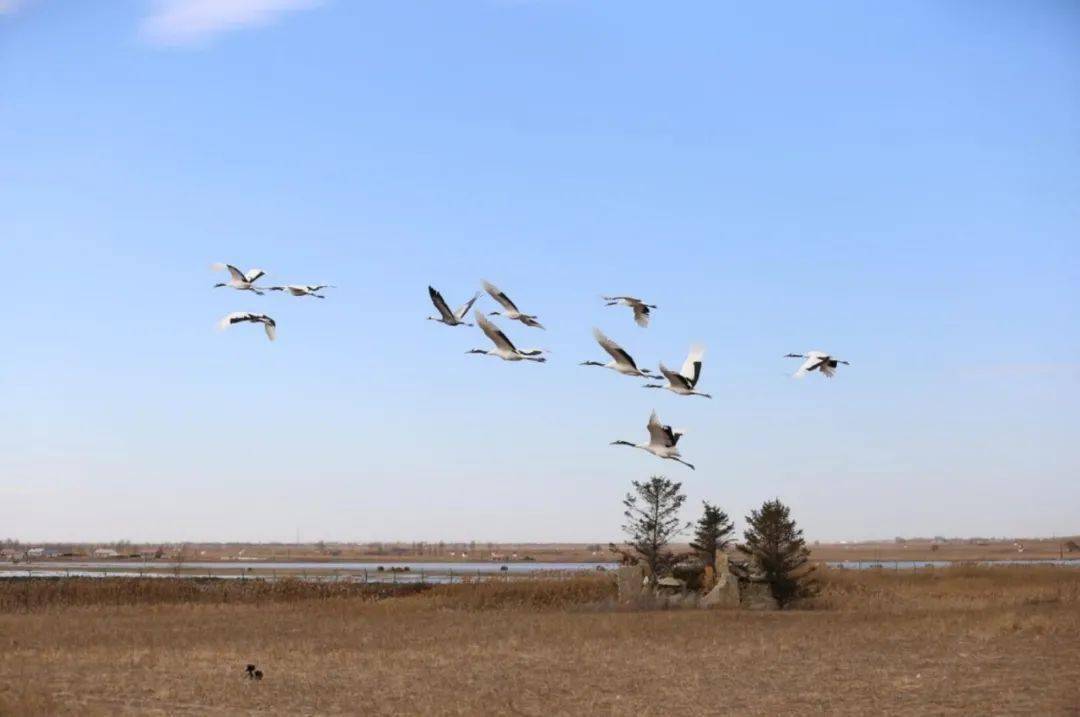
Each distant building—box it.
[93,548,120,558]
[26,547,45,558]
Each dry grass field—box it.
[1,568,1078,715]
[809,537,1078,563]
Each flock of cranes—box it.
[211,263,334,341]
[210,264,850,472]
[426,279,850,472]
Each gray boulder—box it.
[616,564,645,604]
[701,550,740,608]
[740,581,779,611]
[702,570,739,608]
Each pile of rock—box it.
[727,549,780,610]
[615,565,690,608]
[701,551,740,608]
[615,549,779,611]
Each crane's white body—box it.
[786,350,849,378]
[217,312,276,341]
[468,311,546,362]
[602,295,657,328]
[483,280,545,329]
[427,286,480,327]
[270,284,333,298]
[645,345,710,398]
[212,263,267,294]
[581,328,657,378]
[612,410,694,470]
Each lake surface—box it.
[13,560,619,572]
[2,560,619,583]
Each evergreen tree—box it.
[620,476,688,579]
[740,498,816,607]
[688,501,735,562]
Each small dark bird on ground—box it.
[246,664,264,680]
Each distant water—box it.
[11,560,618,572]
[1,560,620,583]
[2,558,1076,582]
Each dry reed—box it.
[809,564,1080,612]
[0,576,428,612]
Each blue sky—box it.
[2,1,1077,543]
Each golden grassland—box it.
[0,578,429,613]
[809,537,1078,563]
[1,567,1078,716]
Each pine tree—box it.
[620,476,688,579]
[688,501,735,563]
[741,498,815,608]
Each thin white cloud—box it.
[0,0,30,14]
[139,0,321,47]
